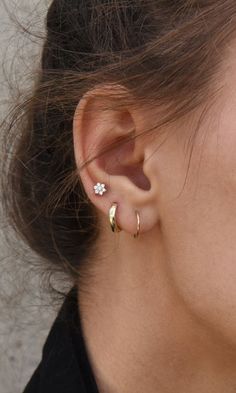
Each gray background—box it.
[0,1,67,392]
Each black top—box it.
[22,286,100,393]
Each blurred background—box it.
[0,1,64,392]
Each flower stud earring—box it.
[93,182,107,195]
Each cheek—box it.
[161,115,236,344]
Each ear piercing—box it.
[109,202,140,238]
[109,202,122,233]
[133,209,140,238]
[93,182,107,195]
[93,182,141,238]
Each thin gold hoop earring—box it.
[133,210,140,238]
[109,202,122,232]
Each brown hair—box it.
[2,0,236,293]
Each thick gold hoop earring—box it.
[133,210,140,238]
[109,202,122,233]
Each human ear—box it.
[72,84,160,236]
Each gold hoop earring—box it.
[109,202,122,232]
[133,210,140,238]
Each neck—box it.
[77,228,236,393]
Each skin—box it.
[72,41,236,392]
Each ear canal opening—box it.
[125,161,151,191]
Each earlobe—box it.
[73,85,160,236]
